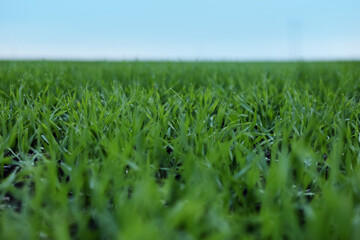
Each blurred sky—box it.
[1,0,359,60]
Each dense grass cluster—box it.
[0,61,360,239]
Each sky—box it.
[0,0,359,60]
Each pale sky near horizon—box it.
[1,0,359,60]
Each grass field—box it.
[1,61,360,239]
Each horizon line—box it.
[1,56,360,62]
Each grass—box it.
[0,61,360,239]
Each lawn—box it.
[1,61,360,239]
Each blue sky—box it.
[1,0,359,60]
